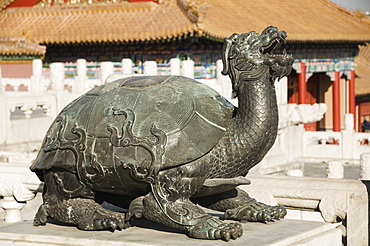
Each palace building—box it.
[1,0,370,131]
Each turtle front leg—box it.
[192,188,286,222]
[141,163,243,241]
[142,192,242,241]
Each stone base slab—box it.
[0,218,341,246]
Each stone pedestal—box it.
[0,219,341,246]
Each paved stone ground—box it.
[303,163,360,180]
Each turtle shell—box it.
[31,75,234,180]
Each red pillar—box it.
[349,70,356,129]
[333,71,341,132]
[298,62,306,104]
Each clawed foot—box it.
[189,217,243,241]
[79,209,130,231]
[33,204,49,226]
[225,200,286,222]
[33,201,131,231]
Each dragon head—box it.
[222,26,294,97]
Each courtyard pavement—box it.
[303,163,360,180]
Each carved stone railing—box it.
[0,78,31,92]
[302,131,342,158]
[302,130,370,162]
[0,94,58,146]
[0,162,42,222]
[243,175,368,246]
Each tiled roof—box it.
[0,1,197,44]
[355,43,370,96]
[197,0,370,42]
[0,0,369,47]
[0,0,14,9]
[0,38,46,56]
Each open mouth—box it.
[260,38,287,56]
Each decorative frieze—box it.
[293,59,355,74]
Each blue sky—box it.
[331,0,370,13]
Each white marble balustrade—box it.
[244,174,368,246]
[302,129,370,161]
[0,162,42,223]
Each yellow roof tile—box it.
[355,43,370,96]
[197,0,370,42]
[0,2,197,44]
[0,0,14,9]
[0,0,369,47]
[0,38,46,56]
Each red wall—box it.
[6,0,41,8]
[0,63,33,78]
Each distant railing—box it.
[302,130,370,161]
[38,60,216,82]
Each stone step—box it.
[0,218,341,246]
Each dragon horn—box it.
[221,37,233,76]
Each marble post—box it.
[100,62,114,84]
[216,59,233,102]
[30,59,43,95]
[74,59,88,94]
[121,59,133,74]
[50,62,69,113]
[143,61,158,75]
[32,59,43,77]
[77,59,87,77]
[181,60,194,79]
[326,160,344,179]
[342,114,355,159]
[170,58,181,76]
[276,76,288,105]
[360,153,370,180]
[344,114,354,131]
[50,62,65,91]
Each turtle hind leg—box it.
[34,169,130,231]
[191,188,286,222]
[43,197,130,231]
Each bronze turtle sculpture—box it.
[31,26,294,241]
